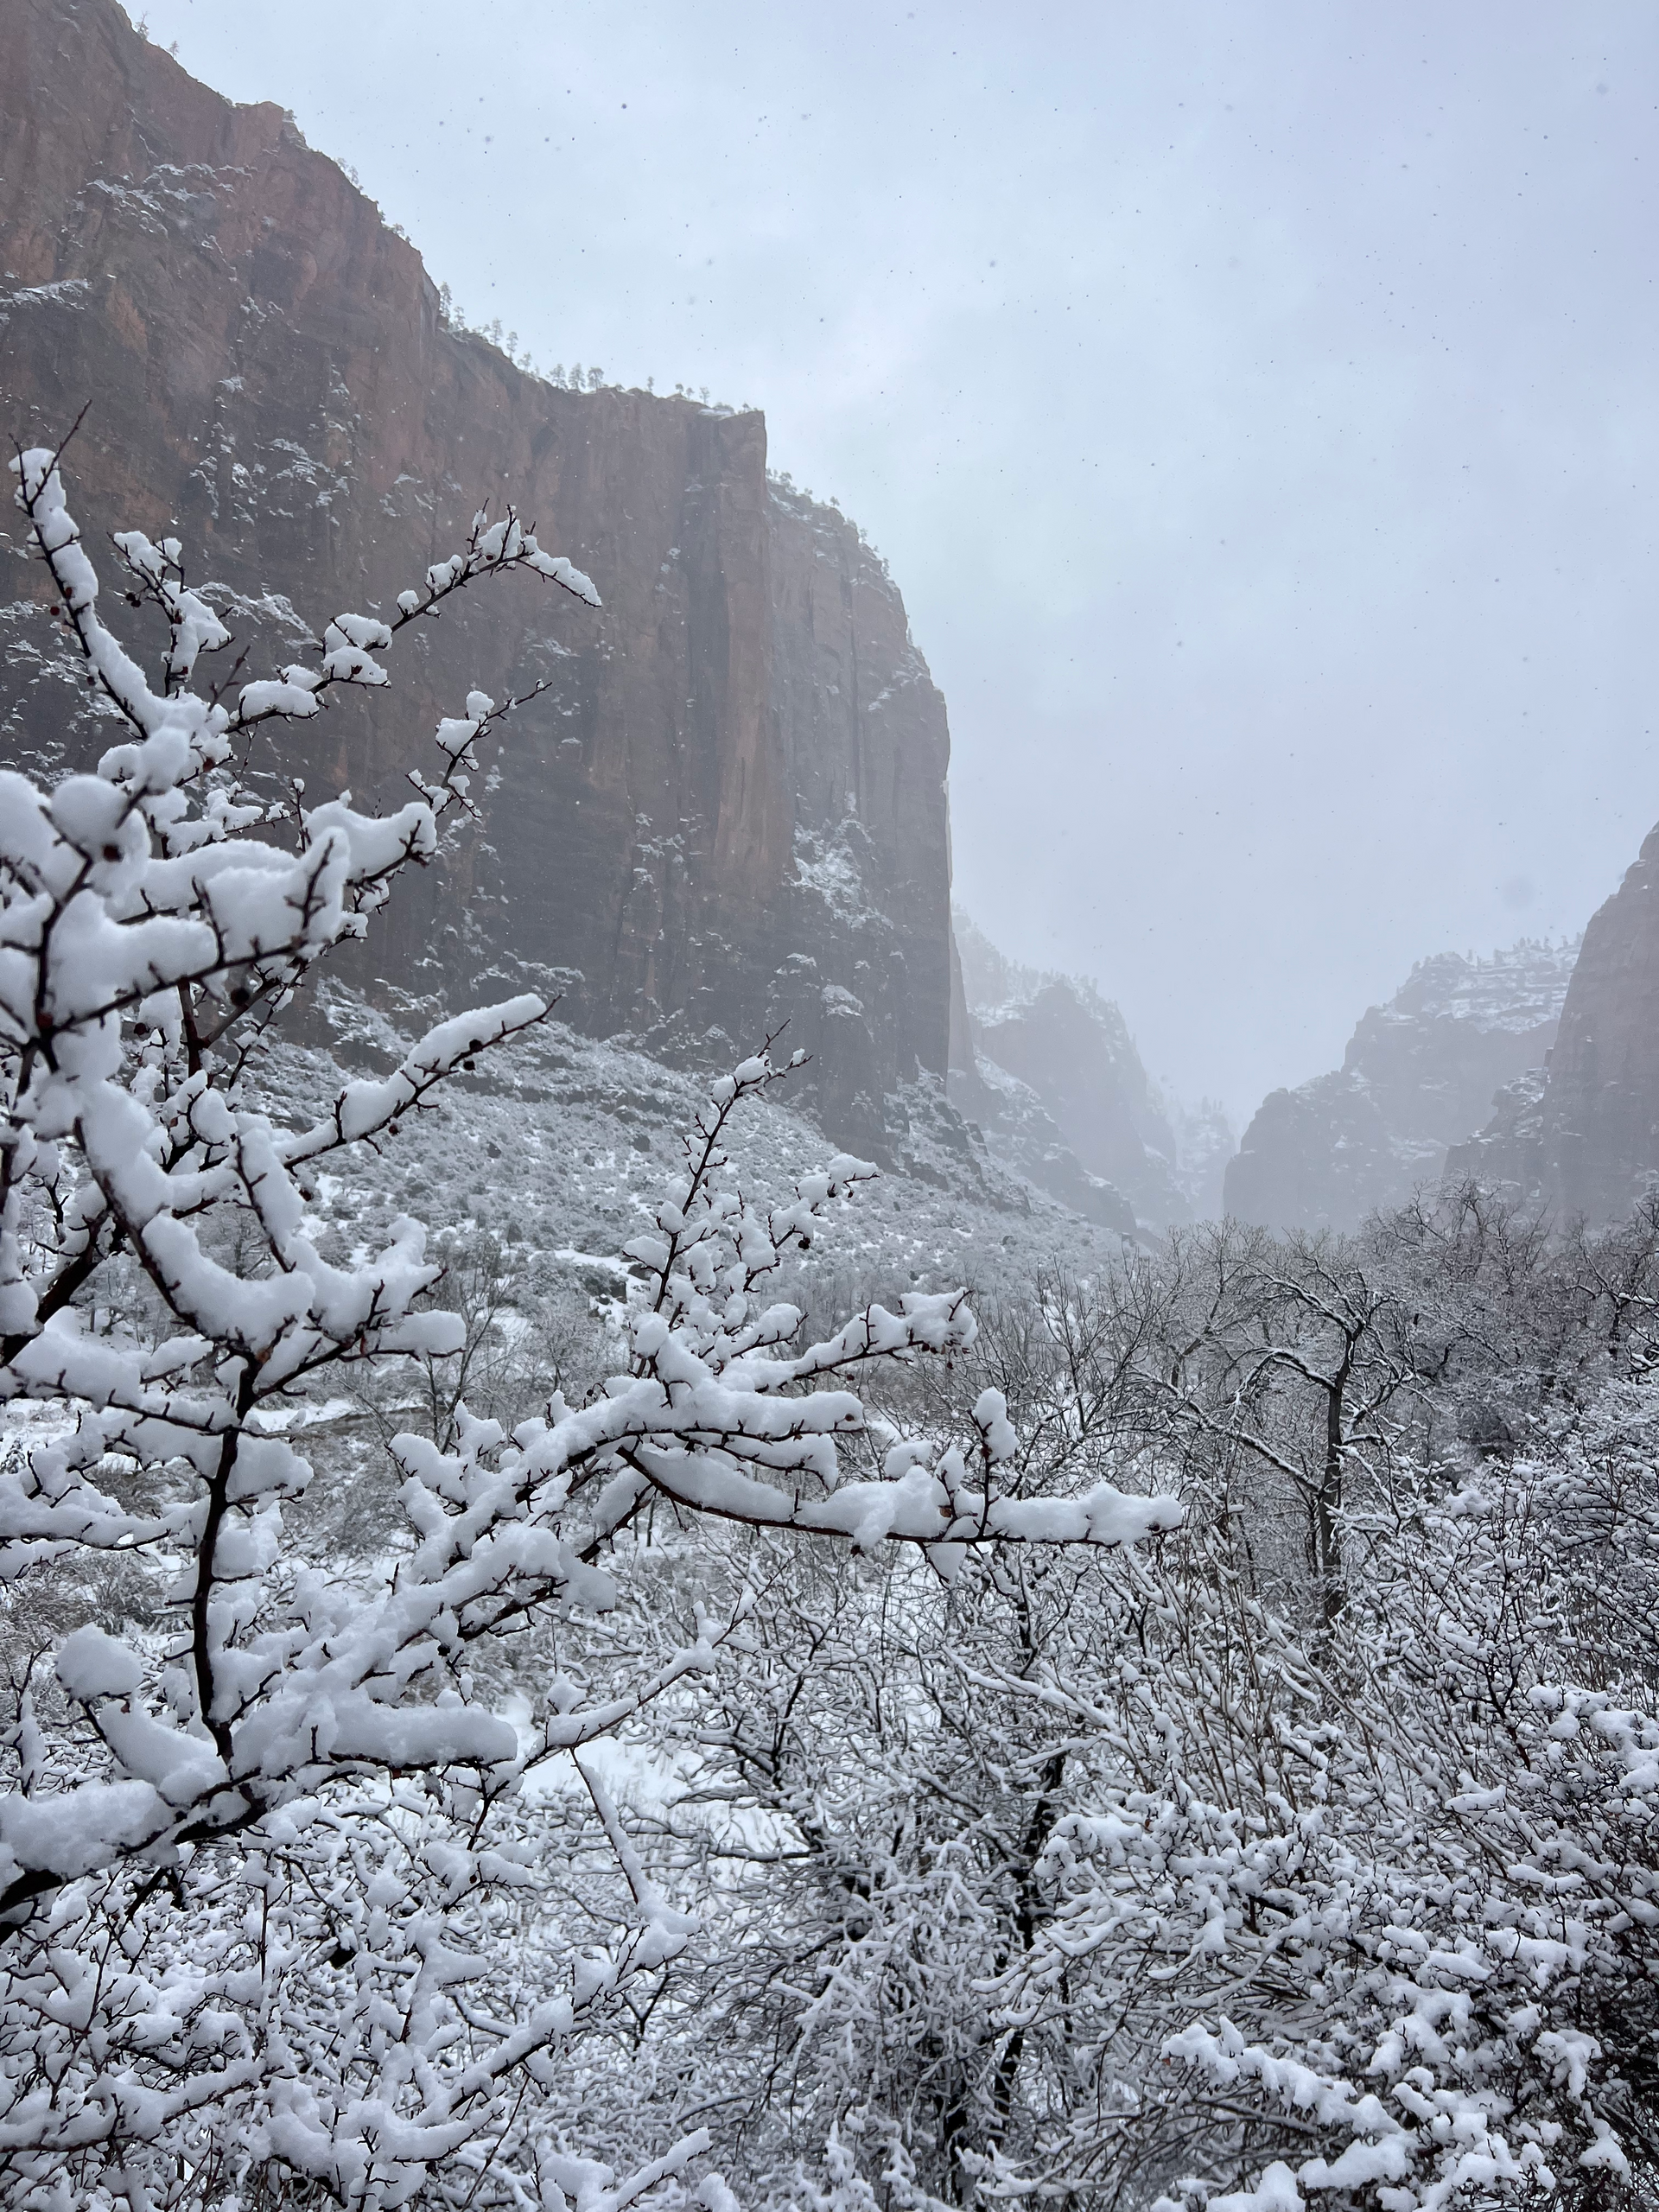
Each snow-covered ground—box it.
[264,985,1136,1308]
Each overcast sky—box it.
[139,0,1659,1120]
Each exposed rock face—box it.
[1447,824,1659,1222]
[1442,1071,1553,1203]
[949,915,1185,1230]
[1226,939,1578,1232]
[965,1057,1138,1236]
[0,0,951,1154]
[973,982,1186,1226]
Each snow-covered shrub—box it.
[0,447,1179,2209]
[594,1263,1656,2212]
[1070,1399,1659,2212]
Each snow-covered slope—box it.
[275,988,1136,1317]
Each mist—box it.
[136,0,1659,1121]
[13,4,1659,2187]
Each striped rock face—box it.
[0,0,955,1160]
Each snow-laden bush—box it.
[981,1409,1659,2212]
[626,1267,1656,2212]
[0,446,1178,2209]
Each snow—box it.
[792,826,878,924]
[3,423,1643,2212]
[0,456,1193,2212]
[54,1624,144,1700]
[1389,937,1582,1033]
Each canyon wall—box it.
[1226,940,1577,1232]
[972,981,1186,1227]
[1448,824,1659,1221]
[950,915,1187,1230]
[0,0,952,1154]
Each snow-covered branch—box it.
[0,454,1177,2209]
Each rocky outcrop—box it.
[1226,939,1578,1232]
[1447,824,1659,1222]
[1442,1070,1554,1202]
[973,981,1187,1226]
[948,915,1186,1230]
[964,1057,1138,1235]
[0,0,951,1155]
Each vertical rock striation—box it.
[0,0,952,1154]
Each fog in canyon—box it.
[130,0,1659,1120]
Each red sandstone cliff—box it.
[0,0,952,1151]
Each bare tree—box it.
[0,446,1175,2209]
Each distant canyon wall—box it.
[1449,823,1659,1221]
[950,915,1200,1231]
[1230,817,1659,1238]
[0,0,952,1154]
[1225,940,1579,1233]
